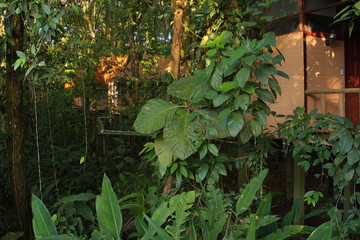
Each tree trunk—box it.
[5,13,32,238]
[170,0,185,81]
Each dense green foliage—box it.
[0,0,359,239]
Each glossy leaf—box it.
[208,143,219,156]
[32,195,58,238]
[246,214,256,240]
[263,32,276,47]
[255,67,269,85]
[243,55,256,66]
[144,215,173,240]
[236,169,268,215]
[231,47,248,61]
[249,119,262,136]
[234,67,251,88]
[235,94,250,111]
[219,81,237,92]
[253,110,267,127]
[198,163,209,180]
[263,225,304,240]
[348,149,360,165]
[227,112,244,137]
[211,67,223,90]
[307,221,333,240]
[256,88,275,103]
[96,174,122,240]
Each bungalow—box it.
[266,0,360,127]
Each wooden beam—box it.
[305,88,360,94]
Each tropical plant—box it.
[134,29,287,178]
[277,107,360,238]
[334,0,360,36]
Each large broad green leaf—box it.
[213,93,231,107]
[253,110,267,127]
[263,32,276,47]
[231,47,248,61]
[269,77,281,96]
[200,110,230,139]
[234,67,251,88]
[219,81,237,93]
[235,94,250,111]
[31,195,58,238]
[167,76,206,100]
[243,55,256,66]
[249,119,262,137]
[256,88,275,103]
[155,136,174,176]
[134,99,178,134]
[96,174,122,240]
[239,121,253,144]
[263,225,304,240]
[164,113,198,160]
[255,67,269,85]
[221,58,242,77]
[227,112,244,137]
[211,66,223,90]
[307,221,333,240]
[348,149,360,165]
[236,169,268,215]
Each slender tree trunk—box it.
[170,0,185,81]
[5,13,32,238]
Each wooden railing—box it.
[305,88,360,117]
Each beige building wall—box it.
[268,31,305,127]
[306,36,345,116]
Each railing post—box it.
[339,93,345,117]
[321,94,326,114]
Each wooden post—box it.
[339,93,345,117]
[320,93,326,113]
[293,155,305,224]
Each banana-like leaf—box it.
[307,221,333,240]
[31,194,58,238]
[142,202,174,240]
[246,214,256,240]
[155,136,174,176]
[164,113,198,160]
[236,169,268,215]
[263,225,304,240]
[96,174,122,240]
[144,215,173,240]
[134,99,178,134]
[53,193,96,208]
[37,235,81,240]
[256,192,272,217]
